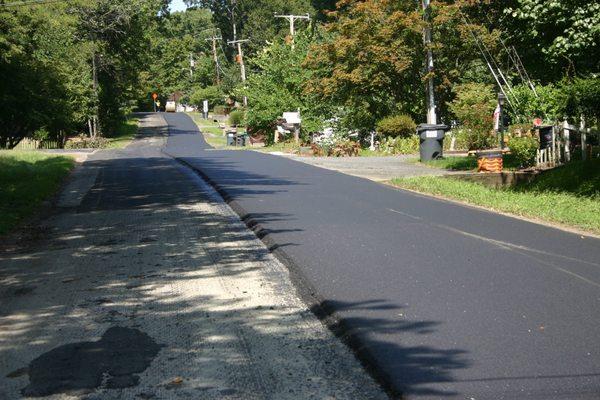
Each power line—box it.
[458,9,514,108]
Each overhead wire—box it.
[461,10,519,105]
[483,13,538,97]
[458,9,513,107]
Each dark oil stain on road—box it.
[21,326,162,397]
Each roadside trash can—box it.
[476,151,503,173]
[235,134,247,147]
[537,126,553,149]
[227,133,235,146]
[416,124,449,161]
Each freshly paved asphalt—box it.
[163,112,600,399]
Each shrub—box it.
[213,105,227,115]
[379,136,419,155]
[32,127,50,141]
[448,83,497,150]
[64,134,108,149]
[312,133,360,157]
[376,114,417,138]
[509,136,538,168]
[329,139,361,157]
[229,109,245,127]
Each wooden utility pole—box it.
[205,35,222,85]
[274,13,310,49]
[228,1,248,106]
[228,37,249,106]
[421,0,437,124]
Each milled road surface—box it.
[0,114,387,400]
[164,112,600,399]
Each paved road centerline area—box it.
[163,112,600,399]
[0,114,387,400]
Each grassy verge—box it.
[105,118,139,149]
[390,159,600,234]
[0,151,75,235]
[416,155,521,171]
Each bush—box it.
[229,109,245,127]
[448,83,497,150]
[379,136,419,155]
[32,127,50,141]
[213,105,227,115]
[64,134,108,149]
[509,136,538,168]
[311,140,360,157]
[376,114,417,138]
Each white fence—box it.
[535,122,596,168]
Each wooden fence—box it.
[10,138,63,150]
[535,122,597,168]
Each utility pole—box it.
[189,53,195,78]
[421,0,437,125]
[228,36,249,106]
[274,13,310,49]
[205,35,222,85]
[228,1,248,106]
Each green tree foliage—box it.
[376,115,417,138]
[145,7,218,105]
[186,0,316,58]
[304,0,495,132]
[189,85,224,109]
[0,0,167,146]
[0,3,88,147]
[504,0,600,79]
[243,34,326,137]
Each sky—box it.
[170,0,188,13]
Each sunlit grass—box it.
[390,159,600,234]
[0,151,75,235]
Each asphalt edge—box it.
[165,152,403,400]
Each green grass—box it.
[0,151,75,235]
[255,141,302,154]
[105,118,139,149]
[390,159,600,234]
[417,155,521,171]
[204,133,228,148]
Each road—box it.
[0,114,386,400]
[164,112,600,399]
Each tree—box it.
[75,0,167,136]
[503,0,600,80]
[244,34,326,138]
[304,0,498,132]
[0,2,89,147]
[186,0,315,58]
[142,8,219,110]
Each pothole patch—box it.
[21,326,162,397]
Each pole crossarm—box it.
[227,39,250,45]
